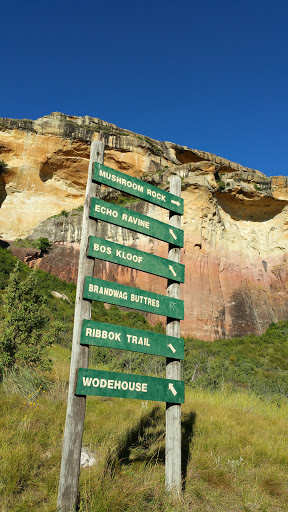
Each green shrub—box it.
[184,322,288,400]
[0,247,28,291]
[0,262,63,376]
[136,135,163,155]
[13,237,52,253]
[48,209,70,219]
[104,193,141,207]
[37,237,51,253]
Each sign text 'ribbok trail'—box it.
[81,320,184,359]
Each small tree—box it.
[36,237,52,253]
[0,262,61,376]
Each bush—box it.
[0,262,63,376]
[13,237,52,253]
[0,247,28,290]
[37,237,52,253]
[183,322,288,400]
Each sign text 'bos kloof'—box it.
[88,236,185,283]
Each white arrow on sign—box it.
[169,383,177,396]
[168,343,176,354]
[170,301,178,314]
[171,199,181,206]
[169,229,177,240]
[169,265,177,277]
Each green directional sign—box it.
[80,320,184,359]
[76,368,185,403]
[88,236,185,283]
[93,163,184,215]
[90,198,184,248]
[83,277,184,319]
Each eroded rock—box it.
[1,113,287,340]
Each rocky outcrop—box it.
[0,112,266,240]
[1,113,288,340]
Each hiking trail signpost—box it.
[57,140,185,512]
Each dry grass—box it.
[1,346,288,511]
[76,387,288,512]
[181,390,288,511]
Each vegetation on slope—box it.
[2,246,287,398]
[1,359,288,512]
[0,248,288,511]
[0,261,59,375]
[12,237,52,253]
[0,247,164,374]
[184,324,288,401]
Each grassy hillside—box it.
[1,348,288,512]
[0,248,288,511]
[184,322,288,401]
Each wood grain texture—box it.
[57,141,104,512]
[165,174,182,493]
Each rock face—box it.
[1,113,288,340]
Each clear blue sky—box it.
[1,0,287,177]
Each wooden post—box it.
[57,140,104,512]
[165,174,182,493]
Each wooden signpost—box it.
[57,142,184,512]
[57,141,104,512]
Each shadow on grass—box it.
[104,405,196,488]
[181,411,196,490]
[104,405,164,475]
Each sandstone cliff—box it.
[1,113,287,340]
